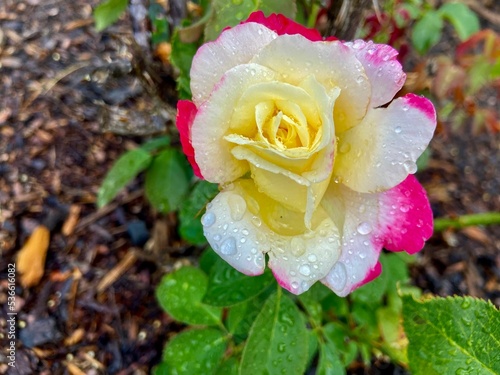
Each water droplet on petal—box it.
[308,254,317,263]
[220,237,237,255]
[228,195,247,221]
[291,281,299,289]
[251,216,262,227]
[403,160,418,174]
[328,262,347,290]
[201,212,216,227]
[400,205,410,213]
[290,237,306,257]
[339,142,351,154]
[299,264,311,276]
[394,126,402,134]
[357,222,372,235]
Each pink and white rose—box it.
[176,12,435,296]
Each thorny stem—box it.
[434,212,500,232]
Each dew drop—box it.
[228,195,247,221]
[242,228,249,236]
[339,142,351,154]
[357,222,372,235]
[394,126,402,134]
[307,254,317,263]
[213,234,221,242]
[290,237,306,257]
[299,264,311,276]
[251,216,262,227]
[400,205,410,213]
[328,262,347,290]
[356,75,364,83]
[220,237,237,255]
[403,160,418,174]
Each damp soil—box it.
[0,0,499,374]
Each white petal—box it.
[321,182,381,296]
[344,40,406,108]
[252,34,370,133]
[333,94,436,193]
[191,64,278,183]
[202,181,341,295]
[201,187,266,276]
[190,23,277,105]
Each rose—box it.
[176,12,435,296]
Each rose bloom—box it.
[176,12,435,296]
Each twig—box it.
[434,212,500,232]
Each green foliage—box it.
[161,328,227,374]
[411,2,480,54]
[179,181,219,245]
[438,2,480,41]
[145,148,191,213]
[204,0,297,41]
[170,31,199,100]
[97,148,152,208]
[317,338,345,375]
[94,0,128,31]
[240,289,309,375]
[403,295,500,375]
[204,259,274,307]
[411,12,443,55]
[156,266,222,325]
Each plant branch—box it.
[434,212,500,232]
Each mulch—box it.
[0,0,499,374]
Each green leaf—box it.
[199,247,222,275]
[170,31,199,99]
[204,259,274,307]
[94,0,128,31]
[204,0,297,41]
[152,362,170,375]
[162,328,227,374]
[317,339,345,375]
[227,287,275,340]
[145,148,191,213]
[179,181,219,244]
[140,136,171,153]
[216,357,240,375]
[351,252,409,305]
[298,283,328,327]
[438,2,480,41]
[156,266,222,325]
[323,322,358,367]
[97,148,152,208]
[240,289,309,375]
[402,295,500,375]
[412,12,444,54]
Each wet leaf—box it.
[203,260,274,307]
[204,0,297,41]
[438,2,480,41]
[179,180,219,244]
[94,0,128,31]
[145,148,191,213]
[403,295,500,375]
[170,31,199,99]
[412,12,443,54]
[156,266,222,325]
[162,328,227,375]
[240,289,308,375]
[216,357,240,375]
[97,148,152,208]
[140,136,170,153]
[317,339,345,375]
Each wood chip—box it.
[62,204,81,236]
[97,250,137,293]
[17,225,50,287]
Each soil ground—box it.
[0,1,499,374]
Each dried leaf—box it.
[17,225,50,287]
